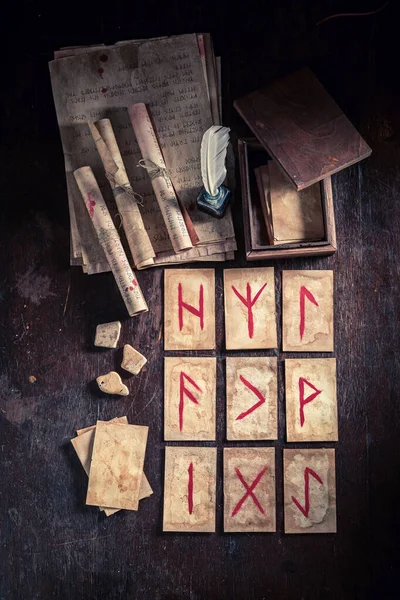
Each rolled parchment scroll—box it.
[88,119,155,269]
[74,166,148,317]
[128,103,194,254]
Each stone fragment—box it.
[121,344,147,375]
[94,321,121,348]
[96,371,129,396]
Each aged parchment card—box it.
[224,448,276,532]
[284,449,336,534]
[226,357,277,440]
[285,358,338,442]
[282,270,334,352]
[163,446,217,532]
[164,357,216,441]
[72,416,152,516]
[224,267,277,350]
[86,421,148,511]
[269,161,324,243]
[164,269,215,350]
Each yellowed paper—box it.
[226,357,277,440]
[86,421,148,510]
[49,34,236,272]
[285,358,338,442]
[74,166,148,317]
[89,119,155,269]
[269,161,324,243]
[224,267,277,350]
[128,103,192,253]
[163,446,216,532]
[282,270,334,351]
[284,449,336,534]
[71,416,152,516]
[164,357,216,441]
[164,269,215,350]
[224,448,276,532]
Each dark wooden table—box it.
[1,2,399,598]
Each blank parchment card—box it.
[86,421,148,511]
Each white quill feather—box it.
[200,125,231,197]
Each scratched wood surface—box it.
[1,1,399,598]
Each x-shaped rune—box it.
[231,466,268,517]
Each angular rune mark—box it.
[291,467,323,518]
[179,371,202,432]
[299,285,319,340]
[236,375,266,421]
[298,377,322,427]
[231,282,267,338]
[178,283,204,331]
[187,462,194,515]
[231,466,268,517]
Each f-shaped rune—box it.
[179,371,202,432]
[231,466,268,517]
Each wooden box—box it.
[238,137,336,260]
[234,68,372,261]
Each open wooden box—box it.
[238,137,336,260]
[234,67,372,261]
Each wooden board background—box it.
[1,1,399,598]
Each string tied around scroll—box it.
[137,158,170,181]
[105,172,144,206]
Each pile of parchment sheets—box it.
[71,417,152,516]
[49,33,236,274]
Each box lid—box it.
[234,67,372,191]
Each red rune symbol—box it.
[179,371,202,432]
[178,283,204,331]
[125,279,137,292]
[97,68,104,78]
[236,375,266,421]
[188,462,194,514]
[231,466,268,517]
[298,377,322,427]
[231,282,267,338]
[291,467,323,518]
[299,285,319,340]
[86,193,96,218]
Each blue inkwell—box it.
[196,185,231,219]
[196,125,231,219]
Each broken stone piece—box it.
[94,321,121,349]
[96,371,129,396]
[121,344,147,375]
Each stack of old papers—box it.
[71,416,152,516]
[50,33,236,273]
[255,162,325,245]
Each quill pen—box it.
[197,125,231,218]
[201,125,230,196]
